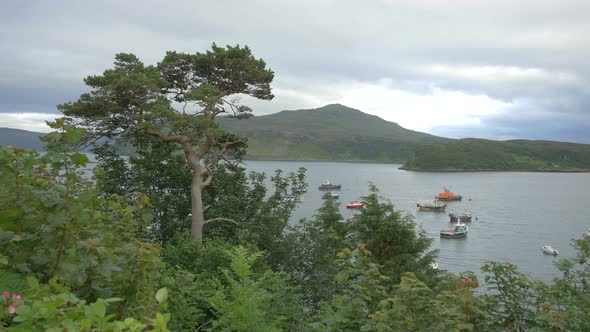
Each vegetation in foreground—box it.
[2,44,590,331]
[403,138,590,172]
[3,136,590,330]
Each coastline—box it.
[243,157,402,164]
[398,166,590,173]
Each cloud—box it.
[0,113,56,133]
[0,0,588,142]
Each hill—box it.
[5,105,590,170]
[401,138,590,172]
[0,128,132,154]
[217,104,449,162]
[0,128,46,150]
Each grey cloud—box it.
[0,0,589,141]
[432,94,590,143]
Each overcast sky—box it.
[1,0,589,142]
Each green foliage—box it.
[94,139,192,243]
[93,140,307,246]
[548,238,590,330]
[310,245,389,331]
[59,44,276,244]
[274,198,347,311]
[4,277,169,331]
[0,141,161,317]
[479,261,552,331]
[365,272,477,331]
[7,111,590,331]
[207,247,292,331]
[350,184,438,285]
[92,143,131,196]
[404,138,590,171]
[161,240,302,331]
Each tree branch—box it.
[204,217,237,225]
[144,129,189,144]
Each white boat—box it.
[440,222,468,238]
[542,245,558,255]
[584,228,590,239]
[429,261,439,270]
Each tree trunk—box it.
[190,172,205,243]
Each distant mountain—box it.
[217,104,449,162]
[401,138,590,172]
[0,128,46,150]
[6,105,589,170]
[0,128,130,154]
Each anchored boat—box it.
[417,202,447,212]
[346,201,365,209]
[318,180,342,191]
[436,187,463,201]
[440,222,468,238]
[449,213,472,223]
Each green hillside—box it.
[0,128,131,153]
[217,104,449,162]
[0,128,46,150]
[402,138,590,171]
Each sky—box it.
[0,0,589,142]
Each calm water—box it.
[243,160,590,283]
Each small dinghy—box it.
[542,245,559,256]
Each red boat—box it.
[346,201,365,209]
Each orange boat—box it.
[436,187,463,201]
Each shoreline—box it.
[243,157,402,164]
[398,166,590,173]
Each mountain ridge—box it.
[217,104,448,162]
[3,104,590,169]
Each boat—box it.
[542,245,558,255]
[584,228,590,239]
[322,192,340,199]
[346,201,365,209]
[318,180,342,191]
[449,213,472,223]
[436,187,463,201]
[430,261,439,270]
[417,202,447,212]
[440,222,468,238]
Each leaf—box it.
[70,153,89,166]
[335,271,349,282]
[155,287,169,304]
[65,128,86,144]
[89,300,107,318]
[104,297,124,303]
[26,277,39,289]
